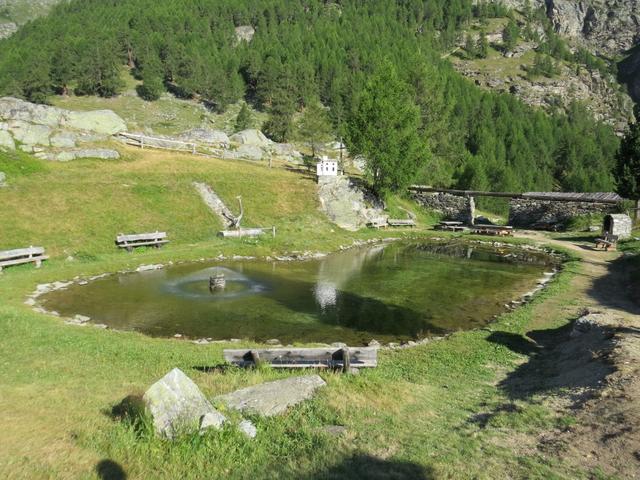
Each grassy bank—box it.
[0,148,595,479]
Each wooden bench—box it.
[0,246,48,272]
[224,347,378,372]
[387,219,416,227]
[471,225,514,237]
[435,221,466,232]
[116,232,168,252]
[367,217,388,229]
[595,233,618,251]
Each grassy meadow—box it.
[0,146,599,479]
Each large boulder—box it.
[143,368,226,439]
[235,144,263,161]
[230,129,271,147]
[0,97,63,127]
[179,128,229,147]
[50,131,77,148]
[35,148,120,162]
[234,25,255,44]
[215,375,327,417]
[62,110,127,135]
[0,130,15,150]
[7,121,51,146]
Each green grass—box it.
[51,70,268,137]
[0,147,595,479]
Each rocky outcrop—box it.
[143,368,226,439]
[230,129,271,147]
[34,148,120,162]
[179,128,229,148]
[0,97,125,159]
[0,22,17,39]
[215,375,326,417]
[317,176,386,231]
[234,25,255,44]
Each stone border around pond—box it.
[25,236,565,348]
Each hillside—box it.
[0,0,60,38]
[0,0,623,198]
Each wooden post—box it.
[140,136,144,150]
[272,226,276,238]
[636,199,640,223]
[341,348,350,373]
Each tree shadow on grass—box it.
[306,454,435,480]
[588,255,640,315]
[483,319,615,410]
[95,459,127,480]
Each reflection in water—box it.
[40,241,556,345]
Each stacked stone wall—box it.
[412,192,474,224]
[508,199,615,229]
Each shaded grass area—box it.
[0,147,593,478]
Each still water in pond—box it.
[41,242,556,345]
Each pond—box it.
[40,241,557,345]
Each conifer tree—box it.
[234,102,253,132]
[295,101,333,157]
[614,107,640,201]
[347,61,427,197]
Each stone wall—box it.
[412,192,474,224]
[508,198,615,229]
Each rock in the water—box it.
[199,410,227,433]
[179,128,229,147]
[215,375,327,417]
[143,368,223,439]
[63,110,127,135]
[0,130,15,150]
[238,419,257,439]
[50,131,77,148]
[230,129,271,147]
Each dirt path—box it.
[513,231,640,478]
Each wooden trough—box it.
[116,232,169,252]
[218,227,276,238]
[224,347,378,371]
[0,246,48,272]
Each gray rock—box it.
[179,128,229,147]
[36,149,120,162]
[0,22,18,40]
[235,25,255,44]
[199,410,227,433]
[50,131,77,148]
[0,97,64,127]
[317,176,386,231]
[62,110,127,135]
[215,375,327,417]
[230,129,271,147]
[0,172,6,187]
[235,144,263,161]
[143,368,222,439]
[238,419,257,439]
[7,120,51,146]
[0,130,15,150]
